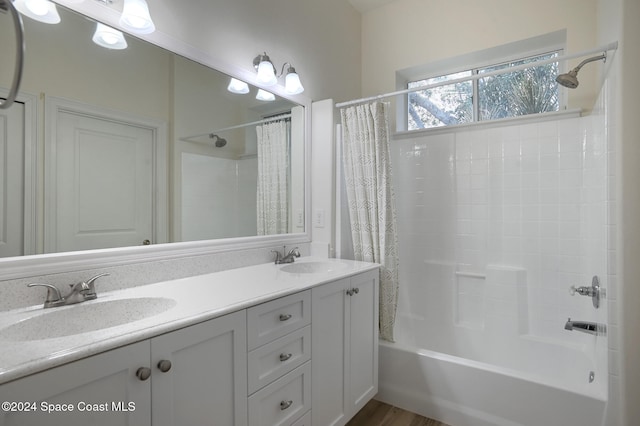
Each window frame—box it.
[395,30,567,132]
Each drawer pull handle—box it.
[279,313,292,321]
[280,400,293,410]
[135,367,151,381]
[157,360,172,373]
[279,353,293,362]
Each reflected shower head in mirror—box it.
[209,134,227,147]
[556,53,607,89]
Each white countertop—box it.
[0,257,379,385]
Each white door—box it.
[47,107,155,252]
[0,102,24,257]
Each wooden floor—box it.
[346,400,452,426]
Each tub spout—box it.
[564,318,606,336]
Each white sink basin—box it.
[0,297,177,341]
[280,261,349,274]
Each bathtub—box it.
[377,336,607,426]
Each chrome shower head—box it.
[556,52,607,89]
[556,69,580,89]
[209,134,227,147]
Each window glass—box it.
[478,52,559,121]
[408,71,472,129]
[407,51,560,130]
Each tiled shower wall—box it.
[392,112,609,346]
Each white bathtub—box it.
[377,338,607,426]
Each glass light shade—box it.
[92,23,128,50]
[119,0,156,34]
[285,71,304,95]
[256,89,276,101]
[227,78,250,94]
[256,60,277,86]
[14,0,61,24]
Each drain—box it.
[589,371,595,383]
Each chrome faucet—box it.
[28,273,110,309]
[564,318,607,336]
[272,246,301,264]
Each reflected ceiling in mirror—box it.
[0,3,305,259]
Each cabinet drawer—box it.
[248,325,311,394]
[247,291,310,350]
[248,362,311,426]
[291,411,311,426]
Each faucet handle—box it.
[83,273,110,298]
[287,247,301,257]
[271,249,283,263]
[27,283,64,308]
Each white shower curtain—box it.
[340,102,400,342]
[256,120,290,235]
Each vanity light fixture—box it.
[256,89,276,102]
[13,0,61,24]
[119,0,155,34]
[92,22,128,49]
[253,53,305,94]
[227,78,250,94]
[283,64,304,95]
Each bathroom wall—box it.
[361,0,600,113]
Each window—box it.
[407,51,561,130]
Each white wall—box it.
[53,0,362,104]
[361,0,600,113]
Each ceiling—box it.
[348,0,399,13]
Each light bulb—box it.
[93,23,128,50]
[14,0,61,24]
[256,89,276,101]
[25,0,49,16]
[227,78,250,94]
[120,0,156,34]
[285,68,304,95]
[256,60,277,86]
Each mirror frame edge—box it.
[0,1,313,281]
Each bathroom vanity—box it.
[0,258,379,426]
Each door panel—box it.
[49,110,154,252]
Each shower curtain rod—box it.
[335,41,618,109]
[180,113,292,142]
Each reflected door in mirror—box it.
[47,107,154,252]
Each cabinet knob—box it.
[157,360,172,373]
[279,353,293,362]
[346,289,353,296]
[353,287,359,294]
[135,367,151,381]
[280,400,293,410]
[279,313,292,321]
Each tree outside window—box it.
[408,52,560,130]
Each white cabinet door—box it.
[311,270,379,426]
[0,341,151,426]
[150,310,248,426]
[347,271,379,414]
[311,277,350,426]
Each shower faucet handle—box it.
[569,276,604,309]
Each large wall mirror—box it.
[0,2,308,269]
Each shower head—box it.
[556,52,607,89]
[209,134,227,147]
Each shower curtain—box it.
[256,119,290,235]
[340,102,400,342]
